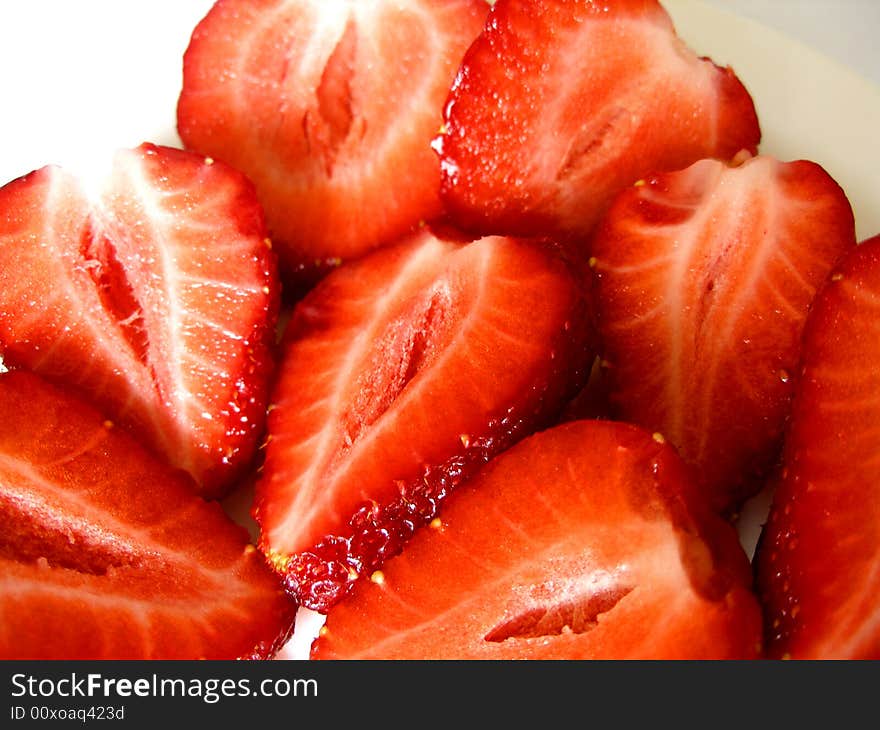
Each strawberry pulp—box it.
[591,155,856,512]
[312,421,762,659]
[254,230,594,611]
[756,235,880,659]
[178,0,489,284]
[0,371,296,660]
[0,143,279,498]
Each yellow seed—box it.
[652,432,666,444]
[264,237,273,249]
[460,433,471,448]
[204,157,214,165]
[588,257,598,269]
[319,626,330,637]
[262,286,271,295]
[266,550,291,573]
[634,179,646,187]
[243,544,256,555]
[103,420,114,429]
[779,369,790,383]
[370,570,386,585]
[831,273,843,282]
[429,518,443,530]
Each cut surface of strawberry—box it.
[435,0,760,242]
[312,420,762,659]
[178,0,488,282]
[756,235,880,660]
[0,370,295,660]
[254,229,593,611]
[591,155,855,512]
[0,143,279,498]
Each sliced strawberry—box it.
[177,0,488,283]
[0,143,279,498]
[254,229,593,611]
[435,0,760,242]
[591,155,855,512]
[756,236,880,659]
[312,420,761,659]
[0,370,295,659]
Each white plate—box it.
[1,1,878,661]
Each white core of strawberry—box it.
[55,148,118,210]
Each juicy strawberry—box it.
[0,143,279,498]
[756,235,880,659]
[435,0,760,242]
[254,229,593,611]
[591,155,855,512]
[0,370,295,659]
[312,420,761,659]
[177,0,488,283]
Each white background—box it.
[702,0,879,86]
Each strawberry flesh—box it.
[254,230,593,611]
[177,0,489,283]
[756,235,880,659]
[591,155,855,512]
[0,143,279,498]
[435,0,760,241]
[312,421,762,659]
[0,370,295,659]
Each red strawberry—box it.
[312,420,762,659]
[177,0,489,283]
[254,229,593,611]
[0,143,279,498]
[591,155,855,512]
[435,0,760,242]
[756,235,880,659]
[0,370,295,660]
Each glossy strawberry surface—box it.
[436,0,760,241]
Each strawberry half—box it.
[312,420,761,659]
[0,143,279,498]
[0,370,295,659]
[254,229,593,611]
[591,155,855,512]
[178,0,488,283]
[756,235,880,659]
[435,0,760,242]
